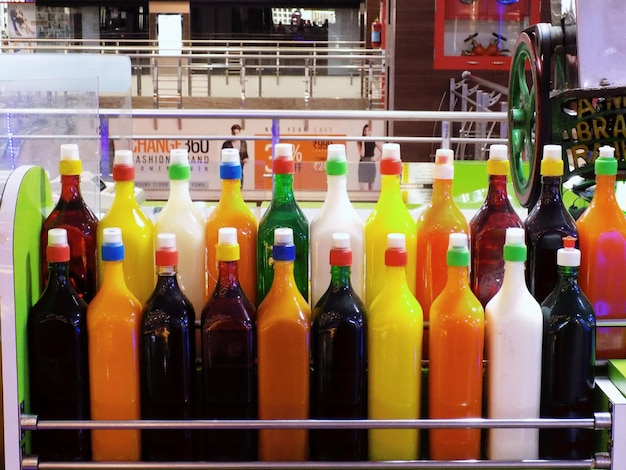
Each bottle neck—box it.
[216,260,241,289]
[557,264,580,283]
[272,173,295,203]
[486,174,509,205]
[168,179,193,204]
[444,265,470,292]
[156,265,178,277]
[432,178,454,203]
[330,264,352,289]
[60,174,82,201]
[220,178,244,202]
[593,174,619,206]
[539,175,564,204]
[271,259,297,292]
[384,264,408,288]
[101,259,128,290]
[501,260,526,288]
[113,180,139,204]
[46,261,71,289]
[325,174,350,204]
[379,174,403,202]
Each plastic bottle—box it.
[525,144,578,303]
[202,227,256,461]
[429,233,484,460]
[310,233,367,461]
[155,148,207,319]
[88,227,141,461]
[364,143,416,307]
[140,233,195,461]
[206,148,258,305]
[28,228,91,461]
[310,144,365,307]
[368,233,423,461]
[469,144,524,307]
[415,149,469,351]
[257,227,310,461]
[41,144,99,302]
[257,143,309,305]
[485,227,543,460]
[99,149,155,305]
[539,236,595,460]
[576,145,626,359]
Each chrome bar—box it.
[20,415,608,431]
[23,458,601,469]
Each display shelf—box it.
[434,0,540,70]
[2,108,626,470]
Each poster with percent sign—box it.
[254,134,347,191]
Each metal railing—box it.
[0,38,387,109]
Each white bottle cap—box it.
[387,232,406,250]
[557,237,580,267]
[505,227,525,245]
[327,144,346,162]
[221,148,240,164]
[381,143,401,161]
[157,232,177,251]
[433,148,455,180]
[599,145,616,159]
[218,227,238,246]
[103,227,123,245]
[60,144,79,161]
[331,232,351,250]
[274,227,294,246]
[48,228,68,246]
[274,143,294,160]
[448,232,468,251]
[114,149,133,166]
[543,144,562,161]
[170,148,189,166]
[489,144,508,161]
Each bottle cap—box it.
[46,228,70,262]
[540,144,563,177]
[502,227,527,262]
[557,236,580,267]
[447,232,470,267]
[385,233,407,267]
[326,144,348,176]
[112,150,135,181]
[216,227,240,262]
[101,227,124,261]
[329,232,352,266]
[486,144,510,176]
[273,143,295,174]
[433,148,455,180]
[168,148,191,181]
[59,144,82,176]
[272,227,296,261]
[155,233,178,266]
[220,148,243,180]
[380,143,403,175]
[595,145,618,176]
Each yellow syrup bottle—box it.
[368,233,423,461]
[88,227,141,461]
[364,143,417,307]
[206,148,258,305]
[98,149,155,304]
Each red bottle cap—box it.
[46,228,70,263]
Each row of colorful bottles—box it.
[28,220,595,462]
[29,139,603,463]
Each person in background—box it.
[357,123,382,190]
[223,124,249,186]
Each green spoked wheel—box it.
[508,25,553,209]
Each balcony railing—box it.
[0,38,387,109]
